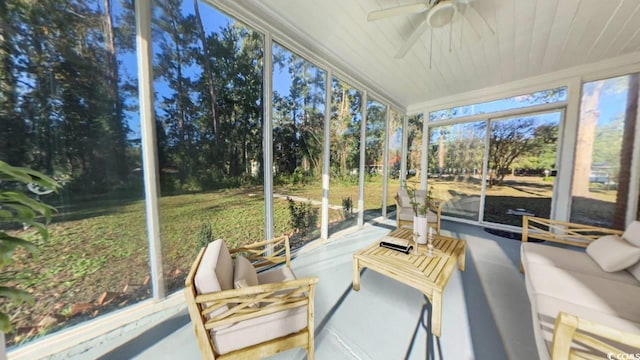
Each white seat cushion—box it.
[628,262,640,282]
[211,305,308,355]
[526,263,640,323]
[521,242,638,285]
[528,278,640,359]
[526,263,640,358]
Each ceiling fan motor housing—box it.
[427,0,456,28]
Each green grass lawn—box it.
[275,175,402,214]
[2,174,618,346]
[1,181,389,346]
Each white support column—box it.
[626,87,640,225]
[321,70,332,240]
[135,0,164,299]
[358,91,368,228]
[479,120,491,223]
[420,114,428,190]
[400,115,408,187]
[263,33,274,242]
[381,105,390,218]
[554,76,582,222]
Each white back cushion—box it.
[586,235,640,272]
[234,256,258,288]
[623,221,640,247]
[194,239,234,295]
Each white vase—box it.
[413,216,428,244]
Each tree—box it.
[613,73,639,229]
[0,0,28,166]
[193,0,221,166]
[488,118,539,185]
[572,77,628,197]
[102,0,129,183]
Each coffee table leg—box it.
[432,290,442,337]
[352,257,360,291]
[459,248,466,271]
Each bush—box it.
[196,222,214,251]
[342,196,353,218]
[0,161,59,332]
[286,198,318,236]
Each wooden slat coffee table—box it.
[352,228,466,337]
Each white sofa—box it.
[521,217,640,359]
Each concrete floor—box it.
[96,219,539,360]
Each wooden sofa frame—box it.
[521,216,623,248]
[185,236,319,360]
[520,216,624,272]
[521,217,640,357]
[551,312,640,359]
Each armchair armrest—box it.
[195,276,319,330]
[230,235,292,270]
[522,216,623,248]
[428,197,444,213]
[551,312,640,359]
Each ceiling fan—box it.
[367,0,483,60]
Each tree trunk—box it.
[437,131,445,171]
[193,0,222,165]
[0,2,25,165]
[572,81,605,197]
[103,0,128,182]
[612,73,639,229]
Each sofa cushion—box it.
[257,266,296,284]
[234,256,258,288]
[397,188,411,207]
[586,235,640,272]
[623,220,640,247]
[398,207,437,223]
[194,240,235,329]
[521,242,638,285]
[526,263,640,323]
[211,305,308,355]
[528,279,640,360]
[195,239,234,295]
[627,262,640,282]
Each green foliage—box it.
[286,198,318,236]
[341,197,353,218]
[406,186,434,217]
[197,222,214,251]
[0,161,59,332]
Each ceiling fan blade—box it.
[394,15,431,58]
[367,3,430,21]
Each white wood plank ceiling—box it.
[214,0,640,110]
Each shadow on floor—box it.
[403,296,441,360]
[446,224,509,360]
[97,312,191,360]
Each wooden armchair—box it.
[394,188,443,234]
[551,312,640,359]
[185,236,319,359]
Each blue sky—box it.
[120,1,629,141]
